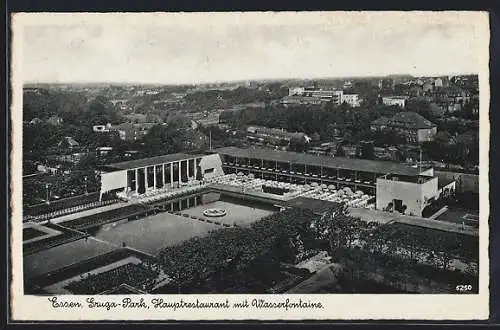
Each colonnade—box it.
[128,158,199,195]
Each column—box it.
[187,197,190,208]
[134,169,138,193]
[170,163,174,188]
[178,161,182,184]
[161,163,165,186]
[163,163,167,185]
[143,167,148,193]
[194,159,198,181]
[153,166,157,190]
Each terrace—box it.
[221,157,380,190]
[58,204,151,231]
[210,173,376,209]
[23,192,120,223]
[124,179,209,204]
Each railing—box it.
[23,199,120,223]
[24,192,101,216]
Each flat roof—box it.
[105,153,197,170]
[393,215,478,237]
[349,207,478,236]
[216,147,426,176]
[380,174,436,184]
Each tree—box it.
[289,136,309,152]
[196,165,203,181]
[358,141,375,160]
[405,99,436,122]
[165,113,191,130]
[335,144,346,157]
[141,124,185,156]
[309,204,363,258]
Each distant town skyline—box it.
[22,73,479,88]
[18,12,485,85]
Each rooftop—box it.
[380,173,436,184]
[281,96,328,103]
[216,146,427,176]
[389,112,436,129]
[105,153,197,170]
[382,96,409,100]
[348,207,478,237]
[59,137,79,147]
[371,116,390,126]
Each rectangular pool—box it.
[88,192,278,255]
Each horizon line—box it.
[23,72,479,86]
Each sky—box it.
[19,12,484,84]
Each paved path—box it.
[48,202,130,224]
[430,206,449,219]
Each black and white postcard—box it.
[10,11,490,320]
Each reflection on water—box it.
[85,192,278,255]
[147,191,277,213]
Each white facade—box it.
[93,123,112,132]
[199,154,224,179]
[308,90,343,104]
[100,170,128,197]
[342,94,361,107]
[382,97,407,108]
[417,126,438,143]
[288,87,305,96]
[288,87,343,104]
[99,154,225,199]
[376,175,439,216]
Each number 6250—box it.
[456,285,472,292]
